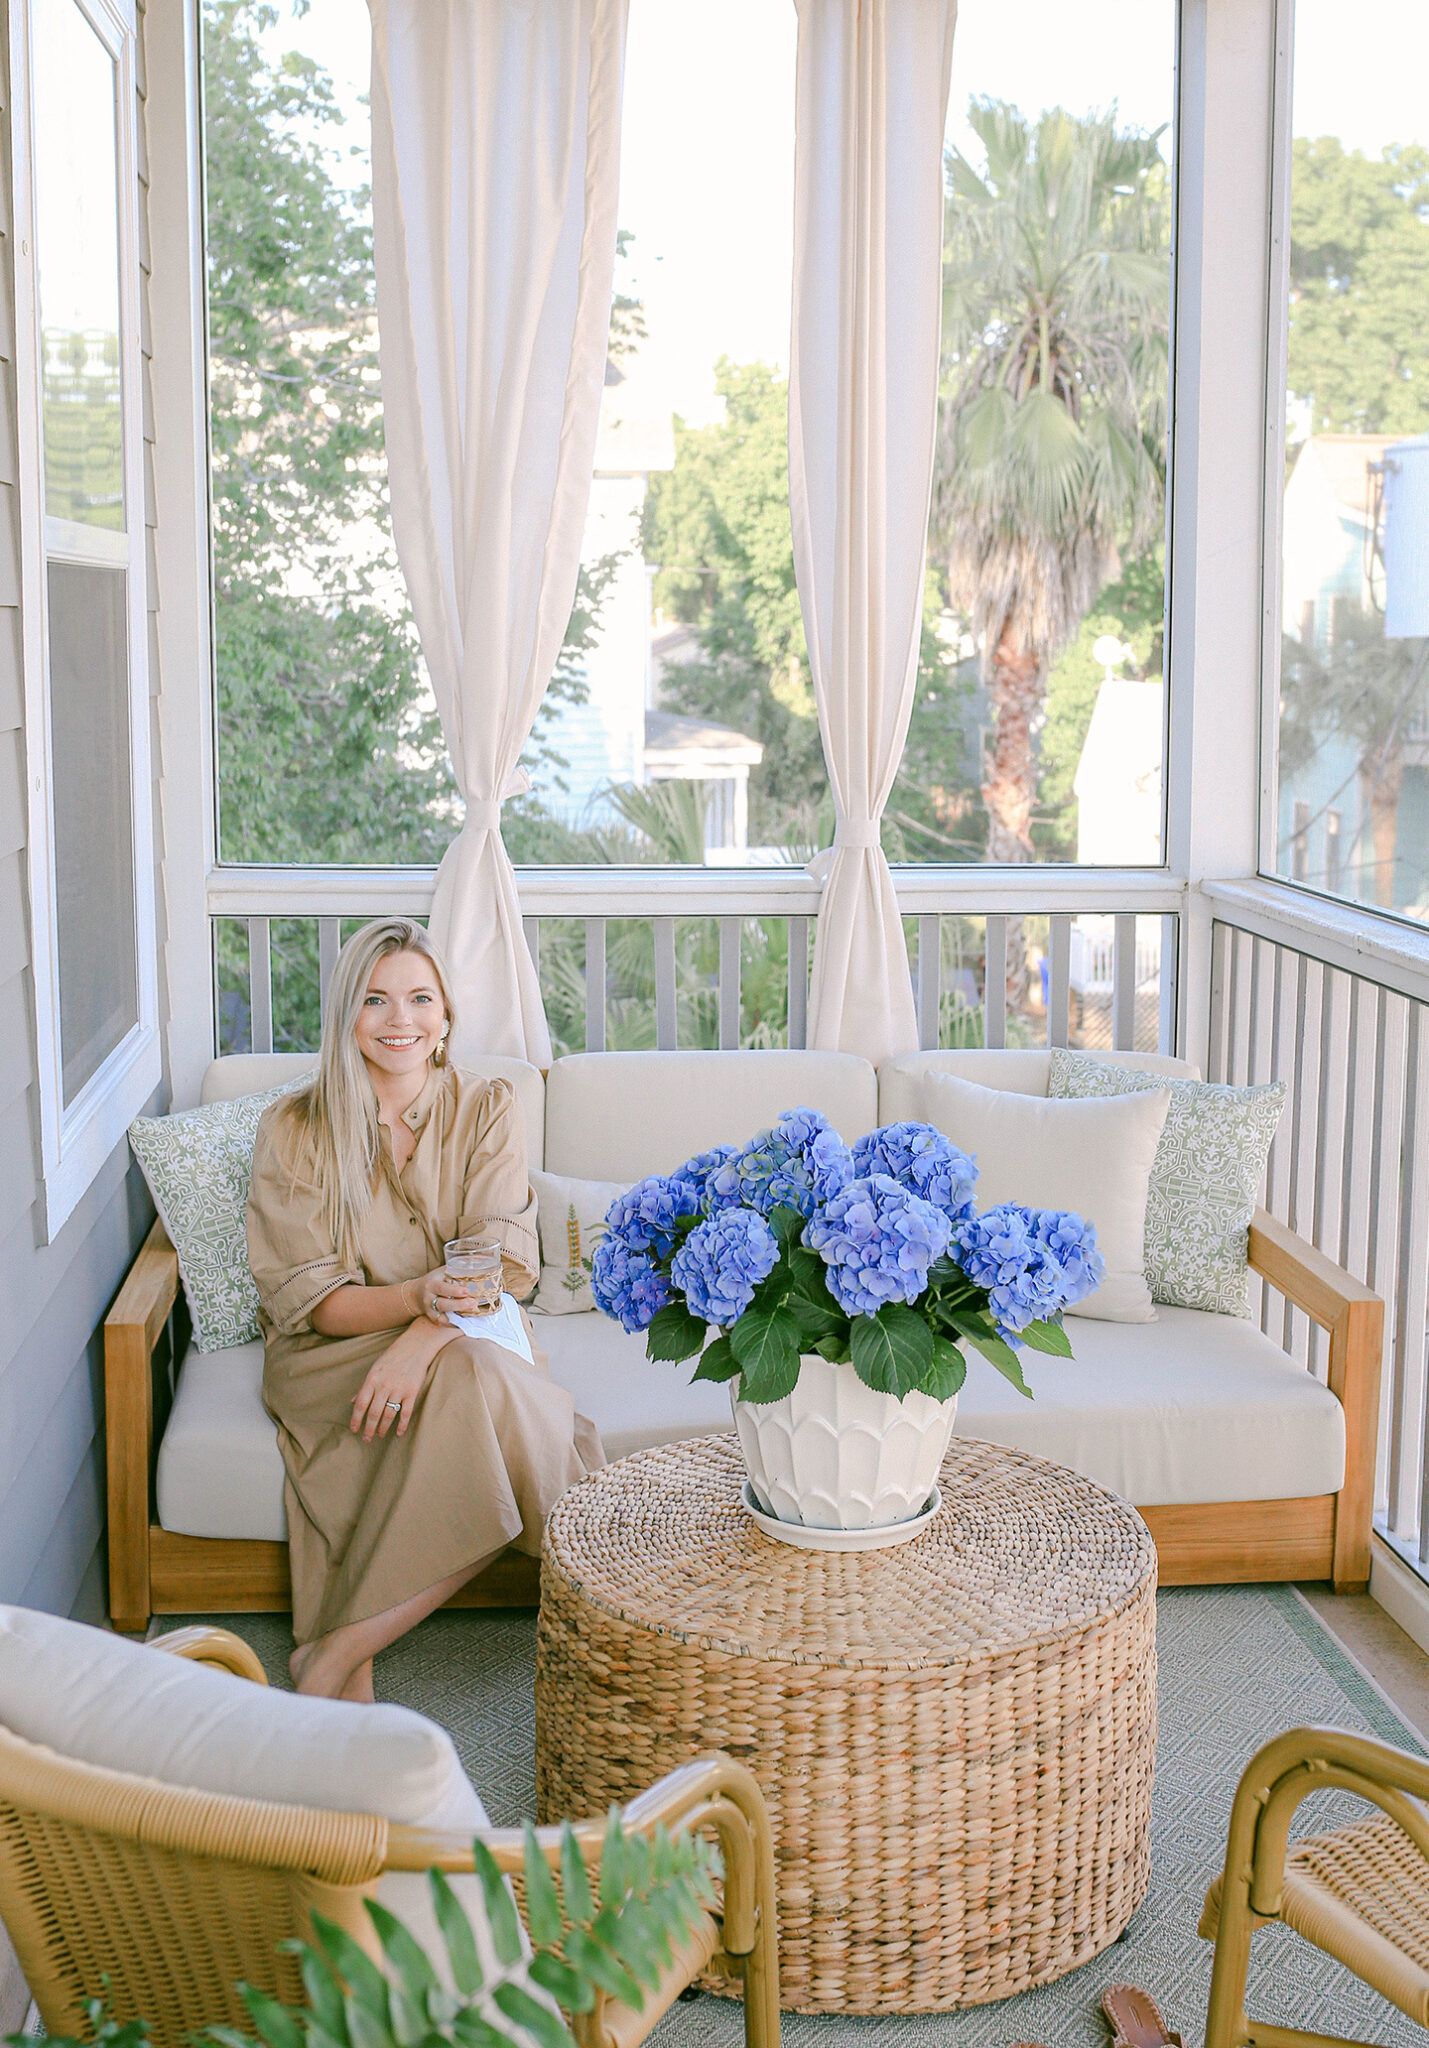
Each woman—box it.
[246,918,602,1701]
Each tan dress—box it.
[246,1064,603,1643]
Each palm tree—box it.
[932,101,1170,872]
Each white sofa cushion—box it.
[156,1303,1343,1528]
[544,1049,877,1179]
[924,1069,1170,1322]
[200,1053,548,1170]
[538,1313,735,1456]
[878,1047,1196,1124]
[155,1313,738,1546]
[0,1604,490,1950]
[157,1339,287,1541]
[955,1306,1344,1505]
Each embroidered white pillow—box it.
[529,1169,626,1315]
[923,1069,1170,1323]
[1049,1050,1287,1316]
[128,1080,306,1352]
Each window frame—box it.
[11,0,160,1239]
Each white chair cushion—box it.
[877,1047,1196,1124]
[200,1054,547,1170]
[0,1604,489,1951]
[924,1070,1170,1322]
[955,1307,1345,1505]
[544,1050,877,1179]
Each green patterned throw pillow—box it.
[1049,1050,1286,1316]
[529,1169,626,1315]
[128,1081,307,1352]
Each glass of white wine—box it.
[443,1235,503,1315]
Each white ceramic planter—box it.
[732,1353,957,1532]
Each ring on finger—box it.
[385,1398,402,1413]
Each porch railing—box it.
[1205,882,1429,1581]
[206,866,1182,1063]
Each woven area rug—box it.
[157,1587,1426,2047]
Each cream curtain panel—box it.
[790,0,957,1068]
[368,0,628,1064]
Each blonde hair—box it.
[285,919,457,1263]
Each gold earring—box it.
[434,1028,449,1068]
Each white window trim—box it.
[10,0,161,1240]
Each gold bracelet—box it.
[400,1278,420,1321]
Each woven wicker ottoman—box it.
[536,1432,1158,2016]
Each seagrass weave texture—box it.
[535,1434,1159,2015]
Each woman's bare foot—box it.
[339,1659,375,1703]
[288,1638,351,1699]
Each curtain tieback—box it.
[461,767,534,837]
[805,820,882,887]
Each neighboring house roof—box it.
[1288,434,1402,530]
[644,708,764,770]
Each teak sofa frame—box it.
[105,1210,1383,1633]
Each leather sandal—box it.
[1102,1983,1184,2048]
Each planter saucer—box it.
[738,1480,942,1552]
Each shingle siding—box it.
[0,0,171,1641]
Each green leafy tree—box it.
[205,0,623,876]
[931,101,1170,871]
[642,360,824,841]
[1287,137,1429,439]
[643,358,970,854]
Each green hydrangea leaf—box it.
[645,1304,707,1363]
[1019,1316,1073,1356]
[850,1305,933,1397]
[691,1332,738,1383]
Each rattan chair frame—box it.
[1201,1724,1429,2048]
[0,1628,779,2048]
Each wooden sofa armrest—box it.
[1247,1210,1384,1592]
[105,1220,180,1633]
[387,1753,780,2039]
[150,1625,269,1685]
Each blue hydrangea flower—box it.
[676,1144,742,1213]
[953,1203,1103,1340]
[602,1172,700,1257]
[590,1238,673,1334]
[671,1207,779,1326]
[804,1174,952,1317]
[851,1121,978,1222]
[729,1107,854,1219]
[1032,1209,1104,1307]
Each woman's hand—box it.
[404,1265,497,1324]
[350,1320,444,1442]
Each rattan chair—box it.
[0,1626,779,2048]
[1200,1724,1429,2048]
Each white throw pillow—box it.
[1049,1050,1287,1315]
[530,1168,626,1314]
[924,1069,1170,1322]
[0,1606,488,1963]
[129,1081,307,1351]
